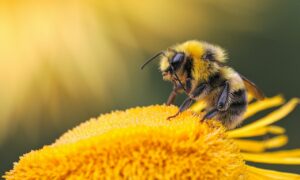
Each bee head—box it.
[140,40,227,84]
[159,50,188,82]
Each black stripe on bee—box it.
[184,57,193,79]
[230,89,247,111]
[233,89,245,96]
[208,73,225,88]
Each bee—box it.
[141,40,265,129]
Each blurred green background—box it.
[1,0,299,175]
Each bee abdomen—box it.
[218,89,247,129]
[230,89,247,108]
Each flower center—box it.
[5,105,247,179]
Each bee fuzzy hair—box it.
[202,42,228,63]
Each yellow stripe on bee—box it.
[221,67,245,91]
[175,40,205,58]
[174,41,212,82]
[175,40,227,63]
[192,58,211,82]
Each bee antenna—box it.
[140,51,165,70]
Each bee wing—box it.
[239,73,265,100]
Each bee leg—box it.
[166,82,184,105]
[191,83,207,98]
[201,108,218,121]
[167,97,193,120]
[217,81,230,111]
[166,90,178,105]
[185,78,192,94]
[166,78,193,105]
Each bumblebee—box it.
[141,40,265,129]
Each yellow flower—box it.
[4,95,300,179]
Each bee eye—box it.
[171,53,185,64]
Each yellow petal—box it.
[247,172,265,180]
[228,125,285,138]
[244,95,285,119]
[228,98,299,138]
[247,149,300,157]
[267,125,286,134]
[242,152,300,164]
[234,135,288,153]
[247,165,300,179]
